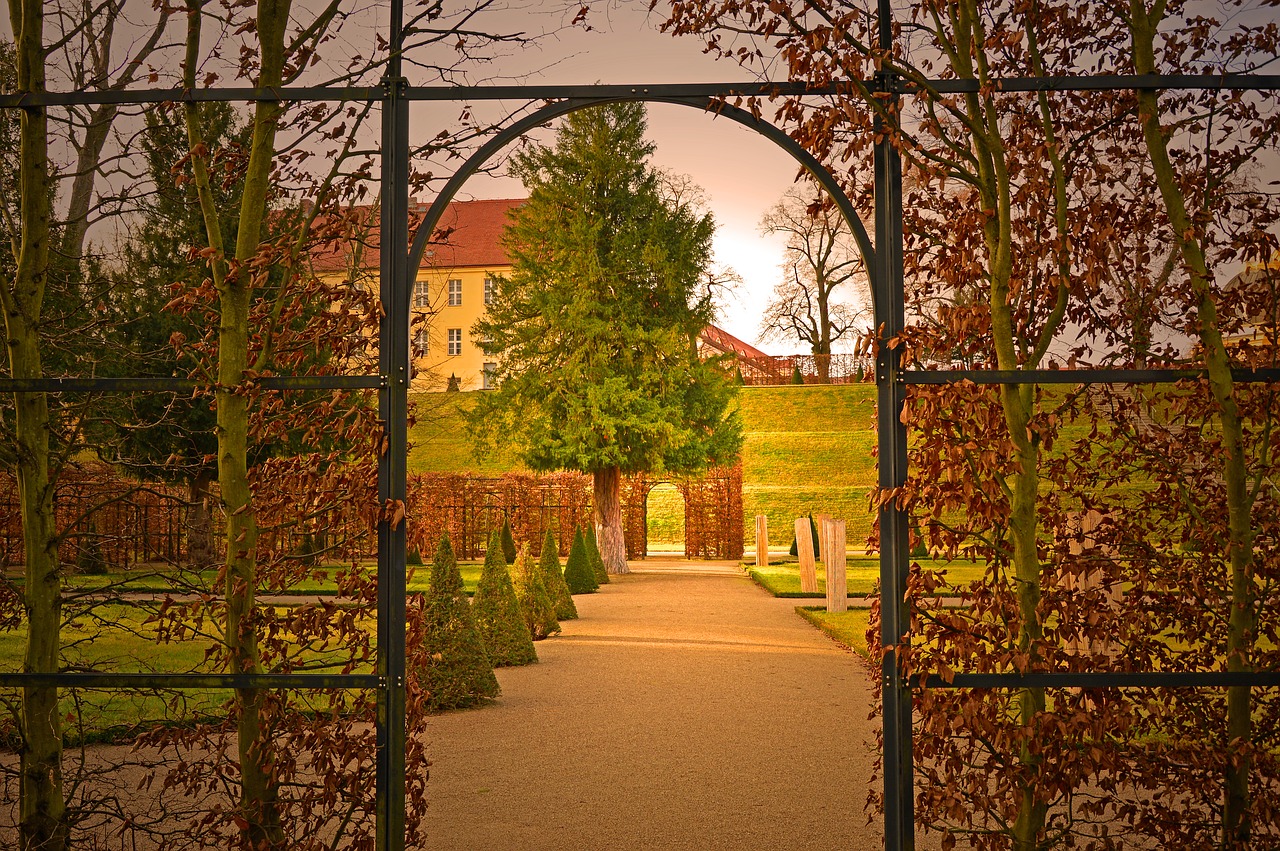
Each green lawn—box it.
[747,558,985,597]
[795,606,873,658]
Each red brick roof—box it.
[698,324,771,359]
[309,198,523,273]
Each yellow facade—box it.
[409,262,512,392]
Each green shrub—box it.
[910,518,929,559]
[539,528,577,620]
[585,523,609,584]
[563,526,598,594]
[514,543,559,640]
[420,532,499,710]
[500,516,517,564]
[790,363,805,385]
[472,529,537,666]
[407,548,423,566]
[76,526,109,575]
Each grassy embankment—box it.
[408,384,883,552]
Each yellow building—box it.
[313,197,521,391]
[407,198,521,391]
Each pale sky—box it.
[416,2,847,355]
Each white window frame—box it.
[482,362,496,390]
[447,328,462,356]
[412,328,429,357]
[483,277,495,305]
[412,280,430,308]
[447,279,462,307]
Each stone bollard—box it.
[795,517,818,594]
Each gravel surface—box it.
[422,560,906,851]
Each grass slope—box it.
[408,385,883,553]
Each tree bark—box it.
[4,0,68,846]
[186,471,216,570]
[593,467,628,574]
[1128,6,1256,843]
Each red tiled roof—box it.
[309,198,523,273]
[698,324,771,360]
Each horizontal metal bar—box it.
[901,368,1280,385]
[2,74,1278,109]
[0,375,385,393]
[0,672,383,689]
[915,671,1280,689]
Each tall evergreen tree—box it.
[472,529,537,666]
[469,103,742,575]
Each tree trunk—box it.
[593,467,628,574]
[1128,7,1257,843]
[4,1,68,846]
[186,472,216,570]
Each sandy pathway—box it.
[422,561,891,850]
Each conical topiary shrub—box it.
[513,543,559,640]
[421,532,499,710]
[500,516,517,564]
[563,526,599,595]
[585,522,609,585]
[539,528,577,621]
[472,529,538,666]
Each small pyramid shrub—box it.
[76,525,109,575]
[500,516,517,564]
[585,523,609,585]
[563,526,599,594]
[791,362,805,384]
[539,528,577,620]
[421,532,499,710]
[473,529,537,666]
[513,543,559,640]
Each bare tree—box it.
[758,184,868,381]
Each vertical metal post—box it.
[875,2,913,849]
[376,0,409,846]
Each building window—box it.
[484,277,495,305]
[482,362,496,390]
[413,280,430,308]
[447,279,462,306]
[412,328,429,357]
[447,328,462,356]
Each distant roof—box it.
[698,324,771,360]
[310,198,523,273]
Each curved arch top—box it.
[405,95,877,319]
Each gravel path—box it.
[422,560,894,850]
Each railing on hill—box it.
[738,352,872,385]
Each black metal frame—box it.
[2,1,1278,849]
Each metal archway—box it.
[404,95,878,322]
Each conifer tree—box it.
[470,102,742,576]
[513,543,559,640]
[585,523,609,585]
[563,526,599,595]
[499,516,517,564]
[539,528,577,621]
[422,533,499,710]
[472,529,537,666]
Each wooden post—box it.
[815,512,831,565]
[826,519,847,613]
[795,517,818,594]
[755,514,768,568]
